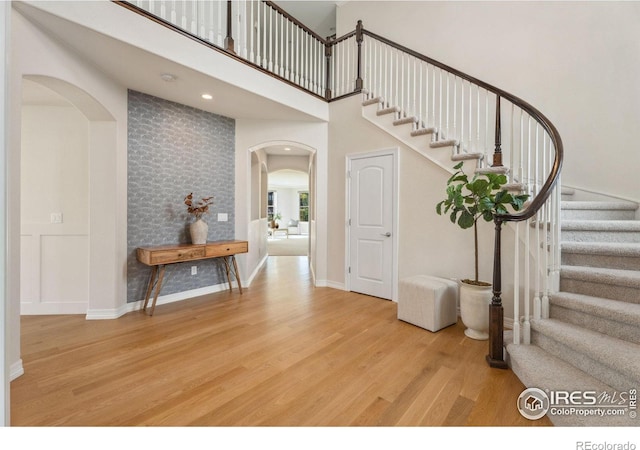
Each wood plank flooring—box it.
[11,256,551,427]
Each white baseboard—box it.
[325,280,346,290]
[245,253,268,286]
[86,282,233,320]
[10,359,24,381]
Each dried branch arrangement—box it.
[184,193,214,220]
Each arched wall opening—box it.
[19,75,118,317]
[246,141,317,278]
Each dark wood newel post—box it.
[355,20,364,91]
[224,0,235,54]
[493,94,503,167]
[325,38,333,100]
[487,218,508,369]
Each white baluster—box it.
[218,1,223,47]
[457,78,461,153]
[467,82,480,152]
[523,116,532,345]
[514,220,521,345]
[159,0,167,20]
[476,88,481,154]
[169,0,178,25]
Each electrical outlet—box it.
[191,266,197,275]
[50,212,63,224]
[218,213,228,222]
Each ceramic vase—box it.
[190,218,208,245]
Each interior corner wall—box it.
[127,90,235,303]
[337,1,640,203]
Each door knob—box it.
[381,232,391,237]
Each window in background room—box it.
[267,190,276,221]
[299,191,309,221]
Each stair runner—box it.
[507,189,640,426]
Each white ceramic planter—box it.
[459,281,492,340]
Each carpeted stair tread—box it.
[393,116,418,126]
[561,241,640,257]
[560,265,640,289]
[561,200,639,211]
[410,127,436,137]
[362,96,384,106]
[475,166,509,175]
[506,343,634,426]
[550,291,640,329]
[430,138,458,148]
[531,318,640,382]
[562,220,640,232]
[450,152,483,162]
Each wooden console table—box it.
[136,240,248,316]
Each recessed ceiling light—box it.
[284,147,291,151]
[160,73,177,82]
[201,93,213,100]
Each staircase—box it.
[507,190,640,426]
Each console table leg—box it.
[232,255,243,294]
[222,257,233,292]
[148,265,166,316]
[142,266,158,313]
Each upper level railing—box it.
[117,0,563,368]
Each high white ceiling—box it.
[273,1,338,38]
[268,169,309,189]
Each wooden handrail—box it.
[263,0,327,44]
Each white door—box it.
[348,153,395,300]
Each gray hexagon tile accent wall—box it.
[127,90,235,303]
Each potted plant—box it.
[184,193,213,245]
[436,162,528,340]
[271,212,282,229]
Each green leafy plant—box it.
[436,162,528,285]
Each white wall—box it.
[21,104,90,314]
[1,0,10,427]
[337,1,640,203]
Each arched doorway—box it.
[248,142,317,278]
[19,75,117,316]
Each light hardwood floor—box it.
[11,256,551,427]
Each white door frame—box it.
[345,148,399,301]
